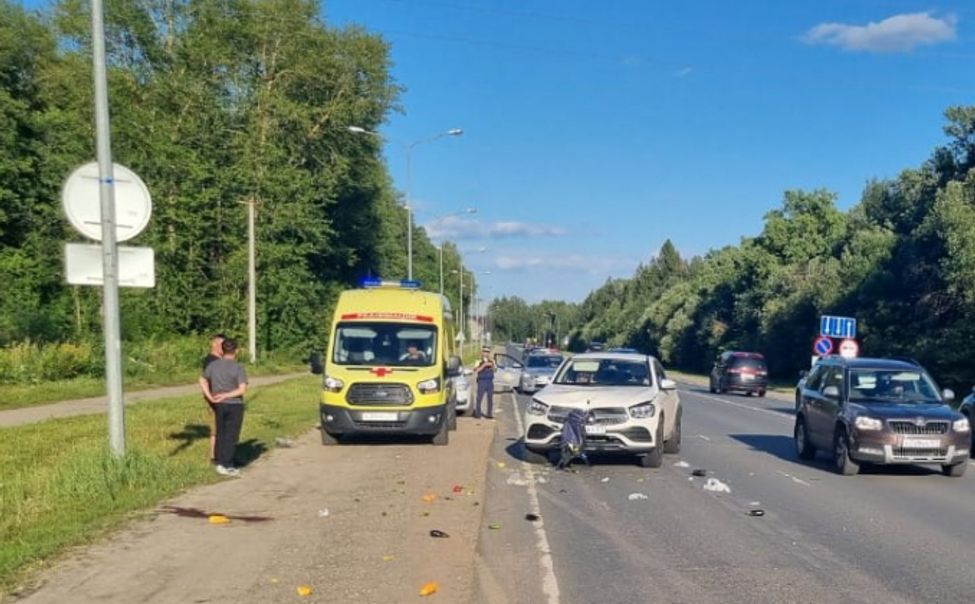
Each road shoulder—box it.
[13,419,495,604]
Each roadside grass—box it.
[0,361,305,412]
[0,375,318,596]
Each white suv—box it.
[522,353,682,467]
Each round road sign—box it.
[62,162,152,242]
[813,336,833,356]
[839,338,859,359]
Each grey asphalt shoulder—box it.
[0,372,308,429]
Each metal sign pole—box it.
[90,0,125,456]
[247,198,257,363]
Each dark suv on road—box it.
[709,351,768,397]
[793,356,969,477]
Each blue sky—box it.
[323,1,975,303]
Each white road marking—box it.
[510,392,561,604]
[685,389,793,423]
[697,434,711,441]
[776,469,811,487]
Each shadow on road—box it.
[167,423,210,456]
[158,505,273,523]
[235,438,268,467]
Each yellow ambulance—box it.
[319,279,462,446]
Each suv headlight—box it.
[630,401,656,419]
[528,398,549,416]
[953,418,970,433]
[854,416,883,431]
[417,377,441,394]
[323,375,344,393]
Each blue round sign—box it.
[813,336,833,356]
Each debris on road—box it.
[497,462,506,469]
[692,469,707,477]
[536,476,548,484]
[525,513,540,522]
[600,477,610,483]
[703,478,731,493]
[506,474,529,487]
[422,493,437,503]
[317,508,330,518]
[748,509,765,517]
[274,436,295,448]
[674,461,690,468]
[208,514,229,525]
[452,485,464,494]
[419,582,439,596]
[628,493,649,501]
[383,555,395,562]
[429,530,450,538]
[488,523,502,530]
[296,585,313,597]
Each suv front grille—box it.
[346,383,413,406]
[891,447,947,460]
[888,420,949,435]
[547,406,628,425]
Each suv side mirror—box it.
[659,378,678,391]
[822,385,840,400]
[447,355,462,377]
[942,388,956,403]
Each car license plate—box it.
[901,438,940,449]
[741,373,754,381]
[585,425,606,436]
[361,412,398,422]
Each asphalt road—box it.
[477,383,975,604]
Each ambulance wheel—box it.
[432,417,449,446]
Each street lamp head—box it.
[447,128,463,136]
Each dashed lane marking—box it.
[509,392,561,604]
[683,389,793,424]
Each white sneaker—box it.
[215,465,240,477]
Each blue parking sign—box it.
[820,315,856,339]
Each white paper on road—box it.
[506,473,529,487]
[703,478,731,493]
[673,461,690,468]
[627,493,649,501]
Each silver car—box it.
[518,353,565,394]
[453,370,473,415]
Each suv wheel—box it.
[794,417,816,461]
[709,377,717,394]
[757,390,766,398]
[833,428,859,475]
[664,409,682,454]
[641,420,665,468]
[942,462,967,477]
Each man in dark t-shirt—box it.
[200,338,248,476]
[202,333,226,464]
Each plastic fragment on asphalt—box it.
[274,436,295,448]
[452,485,464,493]
[317,508,330,518]
[422,493,437,503]
[601,477,610,483]
[673,461,691,468]
[628,493,649,501]
[692,469,707,477]
[488,523,501,530]
[750,501,761,506]
[703,478,731,493]
[420,582,439,596]
[748,509,765,517]
[506,474,529,487]
[525,513,540,522]
[297,585,313,597]
[383,555,395,562]
[208,514,230,524]
[429,529,450,538]
[270,578,279,584]
[497,462,506,469]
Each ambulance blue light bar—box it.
[360,278,422,289]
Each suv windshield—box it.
[554,358,649,386]
[332,322,437,367]
[526,355,562,369]
[847,368,942,404]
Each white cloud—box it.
[803,12,957,53]
[492,253,636,276]
[424,216,567,240]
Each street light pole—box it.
[349,126,462,281]
[430,207,477,295]
[247,198,257,363]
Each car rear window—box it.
[730,357,766,371]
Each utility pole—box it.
[91,0,125,457]
[247,198,257,363]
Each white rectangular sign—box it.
[64,243,155,288]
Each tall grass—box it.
[0,376,318,595]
